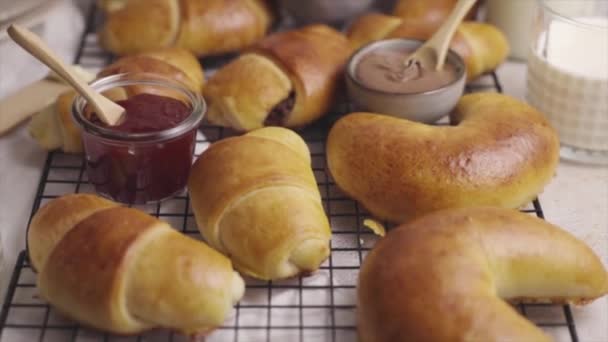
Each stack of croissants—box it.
[25,0,608,341]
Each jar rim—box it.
[72,73,205,142]
[538,0,608,30]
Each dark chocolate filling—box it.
[264,92,296,126]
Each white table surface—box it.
[0,2,607,341]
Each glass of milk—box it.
[527,0,608,165]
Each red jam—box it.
[82,93,196,204]
[90,94,190,132]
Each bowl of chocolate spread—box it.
[346,38,466,123]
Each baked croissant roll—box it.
[392,0,478,24]
[28,47,204,153]
[204,25,352,132]
[347,13,509,81]
[358,207,608,342]
[188,127,331,280]
[97,0,128,12]
[99,0,274,57]
[327,93,560,223]
[28,194,244,336]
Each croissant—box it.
[347,13,509,81]
[97,0,128,12]
[358,207,608,342]
[203,24,352,132]
[392,0,478,24]
[327,93,560,223]
[188,127,331,280]
[28,47,204,153]
[28,193,245,336]
[99,0,274,57]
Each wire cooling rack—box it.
[0,3,580,342]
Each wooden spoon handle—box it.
[427,0,477,70]
[7,25,123,125]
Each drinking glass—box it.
[527,0,608,165]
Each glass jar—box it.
[527,0,608,165]
[72,73,205,204]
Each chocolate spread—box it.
[265,92,296,126]
[355,48,458,94]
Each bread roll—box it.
[394,0,457,23]
[28,48,204,153]
[98,47,205,93]
[327,93,560,222]
[99,0,274,57]
[358,207,608,342]
[97,0,129,12]
[204,25,352,132]
[347,13,509,81]
[188,127,331,280]
[392,0,478,23]
[28,194,244,336]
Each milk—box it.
[545,17,608,80]
[527,15,608,159]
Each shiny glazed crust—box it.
[99,0,274,57]
[98,47,205,93]
[392,0,478,23]
[204,53,293,131]
[358,207,608,342]
[393,0,458,23]
[347,13,509,81]
[28,194,118,271]
[204,25,352,132]
[251,25,352,127]
[99,0,181,56]
[188,127,331,280]
[97,0,130,12]
[28,194,244,335]
[175,0,274,56]
[326,93,560,222]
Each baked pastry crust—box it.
[188,127,331,280]
[99,0,274,57]
[358,207,608,342]
[204,25,352,131]
[29,194,244,335]
[327,93,560,222]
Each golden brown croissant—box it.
[28,47,204,153]
[28,193,244,336]
[97,0,129,12]
[358,207,608,342]
[99,0,274,57]
[347,13,509,81]
[392,0,478,24]
[188,127,331,280]
[327,93,560,223]
[204,25,352,132]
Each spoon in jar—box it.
[403,0,477,73]
[7,24,125,126]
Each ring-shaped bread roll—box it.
[358,207,608,342]
[327,93,560,222]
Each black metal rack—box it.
[0,4,579,342]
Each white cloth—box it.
[0,0,85,98]
[0,0,85,302]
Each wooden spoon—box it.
[7,24,125,126]
[405,0,477,71]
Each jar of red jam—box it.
[72,73,204,204]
